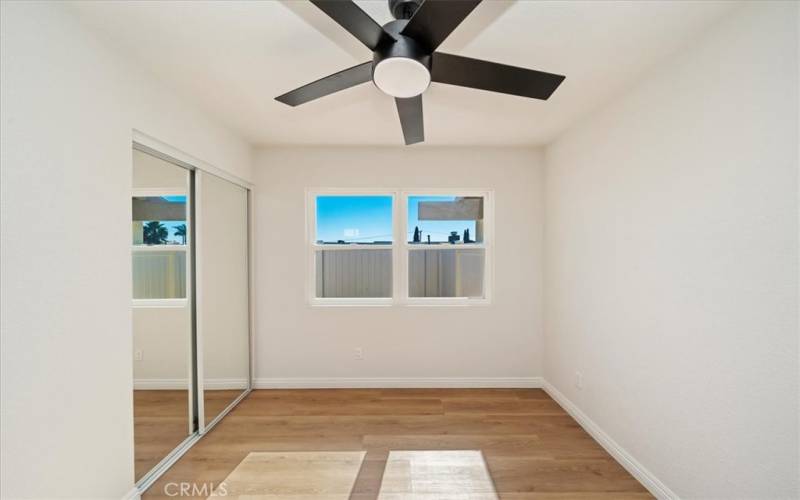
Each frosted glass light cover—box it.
[373,57,430,98]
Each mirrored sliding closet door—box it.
[131,148,193,482]
[196,171,251,428]
[131,143,252,491]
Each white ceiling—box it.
[70,0,735,147]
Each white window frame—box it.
[400,189,493,306]
[306,188,493,307]
[132,187,190,307]
[307,188,397,306]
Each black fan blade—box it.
[395,95,424,145]
[432,52,565,100]
[310,0,395,51]
[275,62,372,106]
[401,0,482,52]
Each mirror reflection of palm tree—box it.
[143,221,168,245]
[175,224,187,245]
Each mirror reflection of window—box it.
[132,193,188,301]
[132,196,187,245]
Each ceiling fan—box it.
[275,0,565,145]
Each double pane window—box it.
[310,191,490,304]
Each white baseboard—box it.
[134,378,248,390]
[542,380,677,500]
[121,485,141,500]
[253,377,543,389]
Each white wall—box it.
[254,147,543,385]
[0,2,251,498]
[543,2,798,498]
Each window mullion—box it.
[396,193,407,304]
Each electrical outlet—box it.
[354,347,364,360]
[575,371,583,390]
[134,350,143,361]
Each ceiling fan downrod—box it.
[388,0,422,20]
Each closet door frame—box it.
[132,131,255,493]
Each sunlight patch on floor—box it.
[209,451,366,499]
[210,449,498,499]
[378,450,498,500]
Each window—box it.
[308,190,491,305]
[312,194,394,300]
[405,195,487,300]
[132,193,188,301]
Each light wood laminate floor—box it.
[142,389,651,499]
[134,389,246,480]
[134,390,190,481]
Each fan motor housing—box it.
[373,19,431,73]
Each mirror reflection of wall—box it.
[198,171,250,426]
[131,149,192,481]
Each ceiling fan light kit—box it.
[372,57,430,98]
[372,20,431,98]
[276,0,566,145]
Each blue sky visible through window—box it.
[314,195,479,244]
[316,196,393,243]
[407,196,477,243]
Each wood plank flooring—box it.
[134,389,245,480]
[134,390,190,481]
[141,389,651,499]
[204,389,248,425]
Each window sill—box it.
[309,297,392,307]
[132,245,187,252]
[307,298,491,307]
[404,298,491,307]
